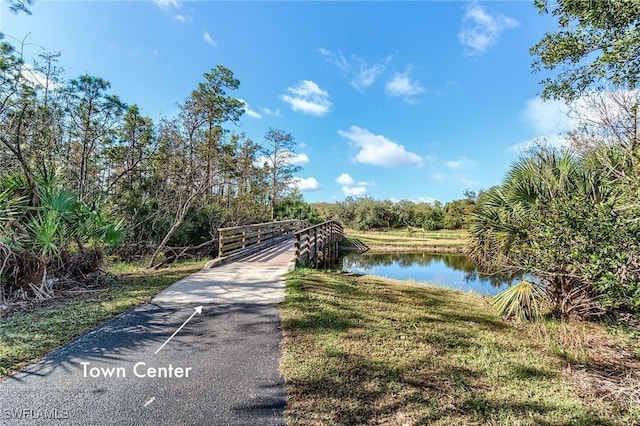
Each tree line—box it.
[313,193,478,232]
[0,37,307,302]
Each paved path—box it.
[0,242,296,425]
[153,242,296,305]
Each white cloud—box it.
[290,177,322,192]
[203,31,216,46]
[338,125,423,167]
[522,98,571,135]
[335,173,355,186]
[415,196,436,204]
[354,65,383,92]
[254,156,267,168]
[239,99,262,119]
[319,48,384,92]
[289,153,310,165]
[281,80,331,116]
[431,172,445,181]
[20,64,57,89]
[385,65,425,103]
[342,186,368,197]
[260,107,282,117]
[445,156,476,169]
[516,97,575,153]
[335,172,373,197]
[154,0,189,22]
[154,0,179,9]
[458,2,519,56]
[522,91,640,146]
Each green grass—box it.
[280,269,640,425]
[345,228,467,251]
[0,260,205,379]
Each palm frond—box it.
[492,280,549,322]
[26,210,63,259]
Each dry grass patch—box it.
[528,321,640,408]
[280,269,640,425]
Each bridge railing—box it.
[218,219,309,258]
[295,220,344,268]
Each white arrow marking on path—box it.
[155,306,203,355]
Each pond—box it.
[341,252,523,295]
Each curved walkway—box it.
[0,242,296,425]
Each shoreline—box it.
[342,245,464,254]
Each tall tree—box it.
[29,52,65,178]
[0,41,35,185]
[102,105,157,242]
[105,104,155,191]
[146,66,246,267]
[62,75,125,200]
[0,42,64,195]
[146,107,208,267]
[262,128,300,220]
[190,65,244,201]
[531,0,640,101]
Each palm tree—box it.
[0,170,122,302]
[467,148,611,319]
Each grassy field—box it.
[345,228,467,252]
[0,260,205,379]
[280,268,640,425]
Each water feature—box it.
[341,252,523,295]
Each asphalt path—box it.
[0,242,296,425]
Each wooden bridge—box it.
[294,220,344,268]
[212,219,344,269]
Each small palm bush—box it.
[492,280,550,322]
[0,170,122,303]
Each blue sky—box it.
[1,0,567,204]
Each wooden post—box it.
[242,227,247,250]
[305,231,309,266]
[291,220,343,269]
[323,225,328,268]
[328,223,333,264]
[303,231,309,265]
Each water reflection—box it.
[342,252,523,295]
